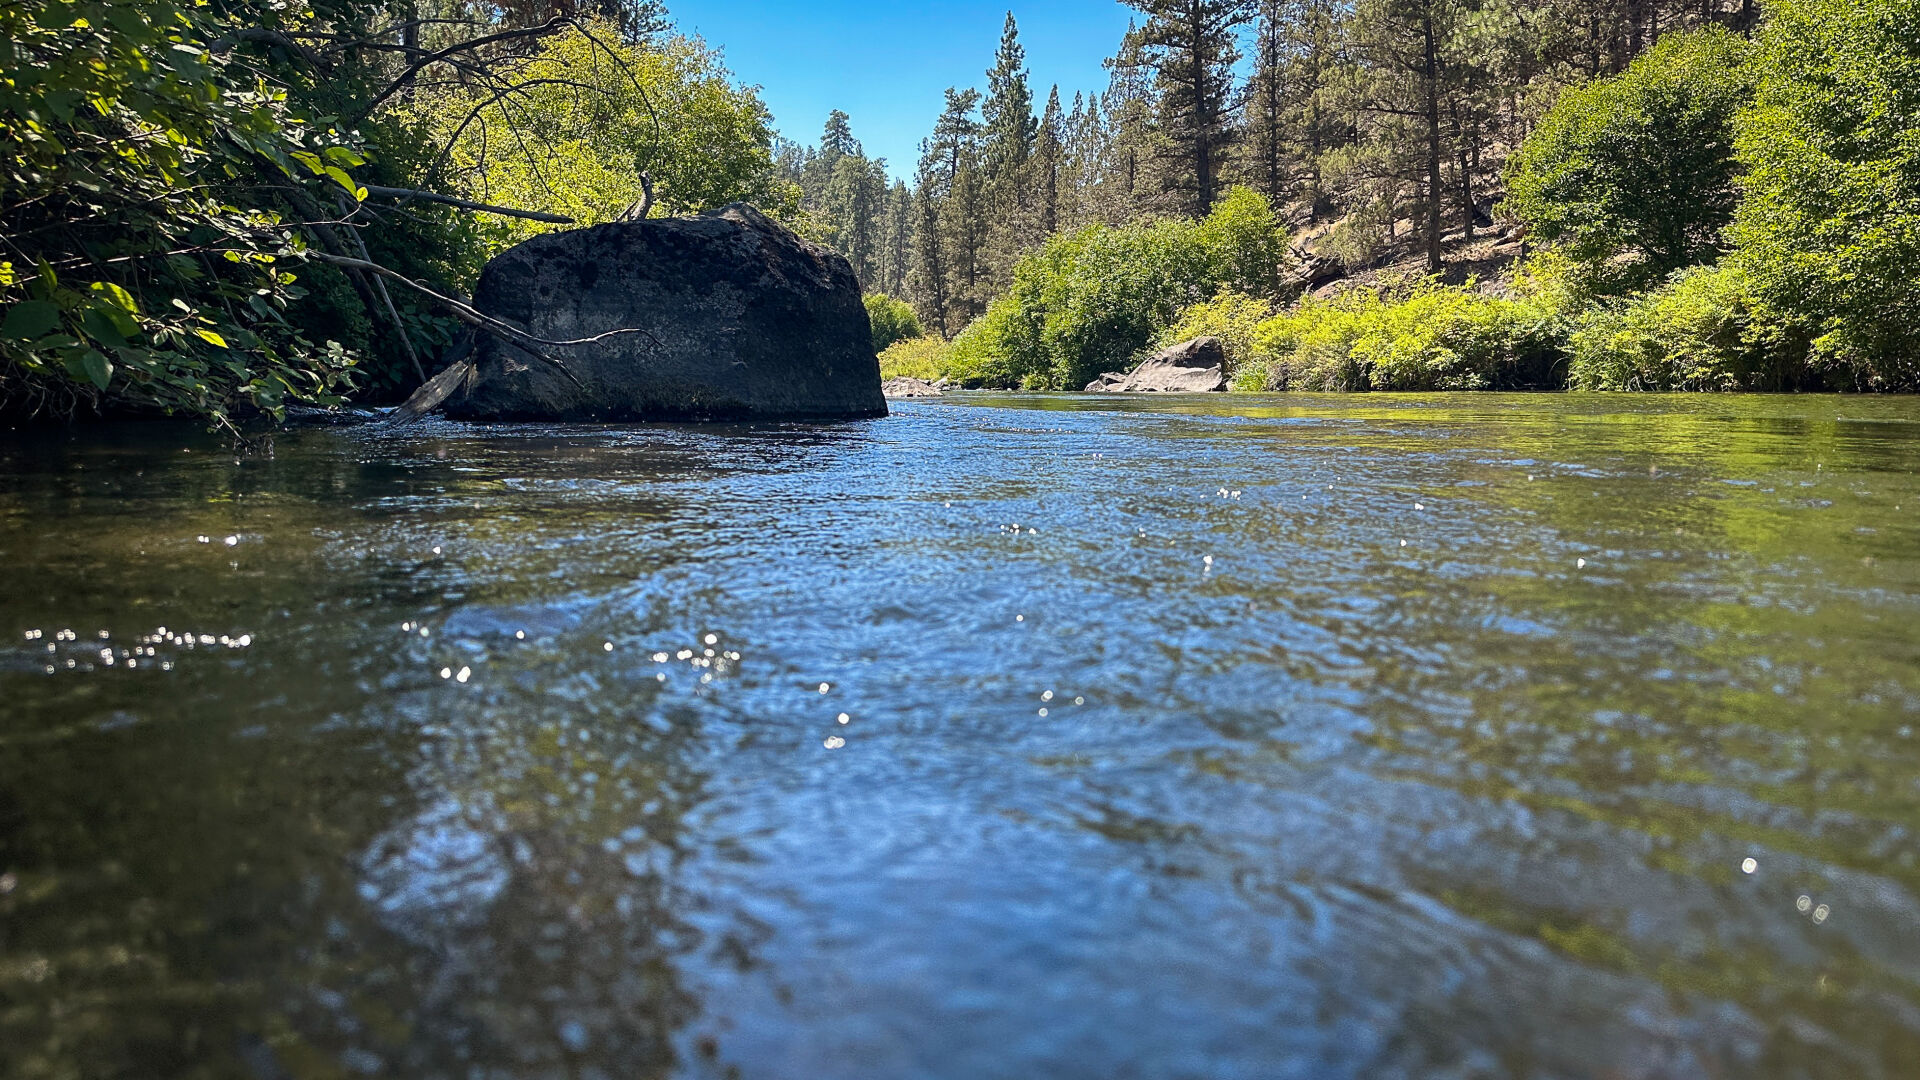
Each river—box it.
[2,393,1917,1078]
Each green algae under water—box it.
[2,392,1918,1079]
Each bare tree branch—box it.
[301,252,654,360]
[358,16,570,118]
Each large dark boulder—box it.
[1084,337,1229,393]
[443,204,886,421]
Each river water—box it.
[2,393,1917,1079]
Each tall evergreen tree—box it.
[1128,0,1259,217]
[1100,22,1163,221]
[980,14,1039,188]
[880,180,914,297]
[1033,87,1067,236]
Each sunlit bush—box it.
[1248,266,1576,391]
[1566,264,1809,391]
[878,336,950,381]
[943,188,1293,389]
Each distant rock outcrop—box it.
[1083,337,1229,393]
[441,204,887,422]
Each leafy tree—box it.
[1729,0,1920,386]
[1504,27,1752,285]
[422,26,784,237]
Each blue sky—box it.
[665,1,1141,180]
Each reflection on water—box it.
[1,393,1918,1078]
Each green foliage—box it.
[1728,0,1920,388]
[1246,266,1575,391]
[1566,264,1809,392]
[944,188,1293,389]
[878,336,951,381]
[417,24,787,239]
[0,0,378,424]
[1504,28,1753,286]
[864,294,923,352]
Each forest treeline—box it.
[2,0,1917,426]
[803,0,1918,392]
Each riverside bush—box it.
[1247,268,1576,391]
[944,188,1292,389]
[865,294,923,352]
[877,336,949,381]
[1566,264,1808,391]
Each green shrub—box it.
[1251,267,1576,391]
[864,294,923,353]
[1504,27,1752,287]
[878,336,949,381]
[943,187,1294,390]
[1728,0,1920,388]
[1566,264,1808,391]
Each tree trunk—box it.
[1453,99,1474,243]
[1422,12,1444,272]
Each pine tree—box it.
[1241,1,1292,205]
[1033,87,1067,236]
[943,157,991,325]
[880,181,914,297]
[980,14,1039,189]
[1100,23,1163,222]
[1127,0,1259,217]
[1353,0,1469,271]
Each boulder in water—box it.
[442,204,886,422]
[1084,337,1228,393]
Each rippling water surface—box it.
[3,393,1919,1079]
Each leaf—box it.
[1,300,61,342]
[290,151,324,176]
[323,165,362,199]
[193,328,230,349]
[323,146,367,168]
[80,349,113,390]
[90,281,139,312]
[80,306,133,344]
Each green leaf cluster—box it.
[0,0,384,424]
[877,336,950,382]
[1566,264,1809,392]
[1242,267,1576,392]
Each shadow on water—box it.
[1,395,1917,1078]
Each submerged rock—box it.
[882,377,945,399]
[1084,337,1229,393]
[444,204,887,422]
